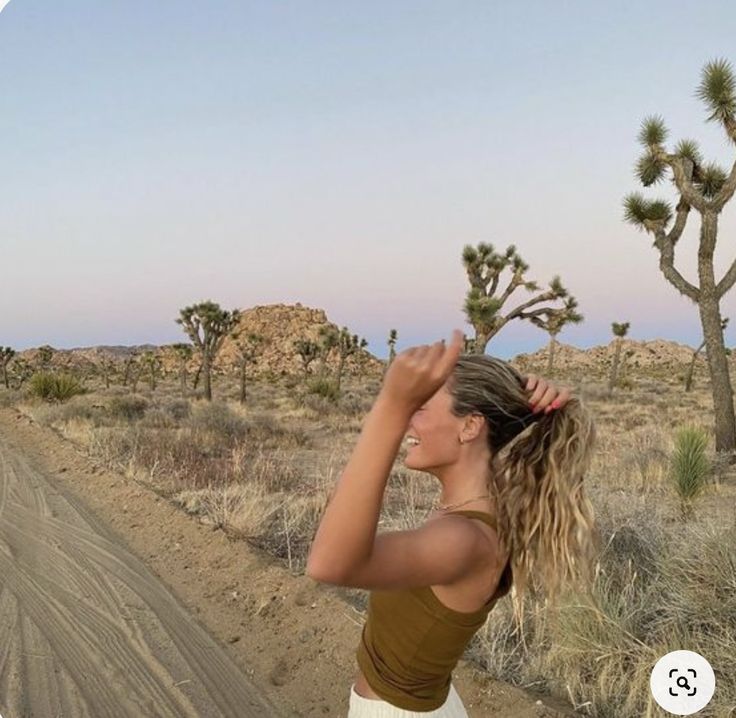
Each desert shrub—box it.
[337,390,373,417]
[297,392,335,415]
[243,413,312,448]
[28,372,85,402]
[162,398,190,422]
[32,396,99,427]
[140,408,176,429]
[189,401,248,443]
[107,395,149,421]
[306,376,339,401]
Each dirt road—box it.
[0,424,281,718]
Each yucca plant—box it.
[670,425,711,520]
[28,372,85,403]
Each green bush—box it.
[28,372,85,403]
[306,376,339,402]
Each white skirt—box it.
[348,682,469,717]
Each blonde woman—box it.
[307,330,598,717]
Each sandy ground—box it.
[0,407,575,718]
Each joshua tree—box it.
[462,242,577,354]
[122,351,138,387]
[293,338,320,379]
[37,344,54,371]
[99,357,116,389]
[685,317,729,392]
[171,343,193,396]
[527,297,584,375]
[192,362,203,390]
[11,358,32,389]
[335,327,368,394]
[1,347,16,389]
[177,301,241,401]
[232,331,267,404]
[387,329,398,366]
[624,58,736,457]
[607,322,630,396]
[317,325,339,378]
[140,351,161,392]
[129,357,142,393]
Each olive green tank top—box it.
[355,510,513,711]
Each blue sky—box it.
[2,1,736,359]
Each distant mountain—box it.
[11,307,724,379]
[14,304,383,378]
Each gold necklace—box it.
[433,493,490,512]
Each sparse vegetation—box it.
[9,349,736,716]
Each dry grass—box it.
[8,366,736,716]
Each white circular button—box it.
[650,650,715,715]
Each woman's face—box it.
[403,383,465,473]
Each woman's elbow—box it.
[305,555,347,584]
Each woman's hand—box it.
[524,373,572,414]
[378,329,464,413]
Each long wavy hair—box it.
[447,354,600,632]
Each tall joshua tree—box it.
[171,343,193,397]
[685,317,729,392]
[293,338,320,379]
[624,58,736,457]
[607,322,630,397]
[462,242,577,354]
[527,297,584,375]
[335,327,368,394]
[1,347,16,389]
[232,331,267,404]
[177,301,240,401]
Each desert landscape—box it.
[1,301,735,716]
[4,3,736,716]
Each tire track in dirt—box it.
[0,430,282,717]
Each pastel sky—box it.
[2,1,736,360]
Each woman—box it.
[306,330,598,717]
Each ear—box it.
[462,413,486,442]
